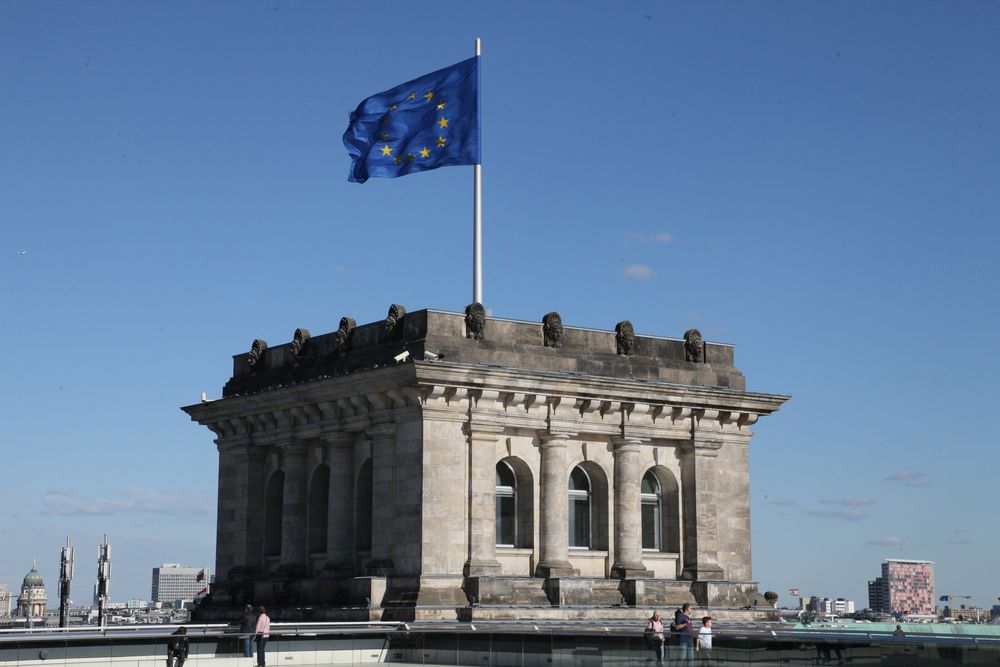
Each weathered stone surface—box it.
[464,302,486,340]
[183,307,789,623]
[221,310,746,398]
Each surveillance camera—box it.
[423,350,441,361]
[393,351,410,363]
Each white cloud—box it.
[866,536,905,546]
[805,509,867,521]
[42,489,213,517]
[821,497,876,507]
[624,231,673,246]
[622,264,657,280]
[885,470,934,488]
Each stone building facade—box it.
[183,307,787,620]
[16,562,46,618]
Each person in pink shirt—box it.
[254,605,271,667]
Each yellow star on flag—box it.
[390,104,397,110]
[407,92,416,100]
[436,136,446,147]
[420,147,430,158]
[437,102,445,110]
[438,116,449,128]
[407,154,415,162]
[424,91,434,101]
[394,156,402,164]
[381,145,392,156]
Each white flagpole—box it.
[473,37,483,306]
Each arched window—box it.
[263,471,284,558]
[641,470,662,550]
[355,459,373,553]
[568,466,592,548]
[641,467,681,554]
[308,465,330,554]
[495,461,517,546]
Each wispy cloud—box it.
[938,537,973,546]
[885,471,934,488]
[622,264,657,280]
[624,231,673,246]
[767,499,798,507]
[42,489,213,517]
[820,497,875,507]
[805,509,867,521]
[867,536,905,547]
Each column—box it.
[214,442,247,582]
[680,437,724,581]
[535,432,578,578]
[464,425,503,576]
[611,437,652,578]
[245,447,266,574]
[323,433,355,577]
[278,443,308,575]
[366,422,396,576]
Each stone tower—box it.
[183,307,788,621]
[17,561,47,618]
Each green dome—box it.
[22,566,43,588]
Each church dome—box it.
[22,565,43,588]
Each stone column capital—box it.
[537,430,575,447]
[612,436,645,453]
[464,422,505,440]
[279,442,308,457]
[320,432,356,448]
[366,422,396,440]
[691,438,724,457]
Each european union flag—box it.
[343,57,479,183]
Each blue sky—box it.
[2,1,998,608]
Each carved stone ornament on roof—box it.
[615,320,635,356]
[464,302,486,340]
[684,328,704,363]
[248,339,268,367]
[335,317,356,353]
[290,328,310,358]
[542,311,563,348]
[385,304,407,339]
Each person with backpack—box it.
[644,610,666,665]
[672,603,696,666]
[166,627,189,667]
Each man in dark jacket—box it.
[239,605,257,659]
[167,627,189,667]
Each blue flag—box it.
[343,57,479,183]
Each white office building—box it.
[150,564,209,604]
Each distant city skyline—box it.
[3,2,999,606]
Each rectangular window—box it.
[568,496,590,548]
[641,501,660,550]
[496,495,516,546]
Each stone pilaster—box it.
[214,442,248,581]
[464,424,503,576]
[366,421,396,576]
[245,446,266,573]
[610,437,652,579]
[680,434,724,581]
[278,443,309,575]
[322,433,355,577]
[535,432,578,578]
